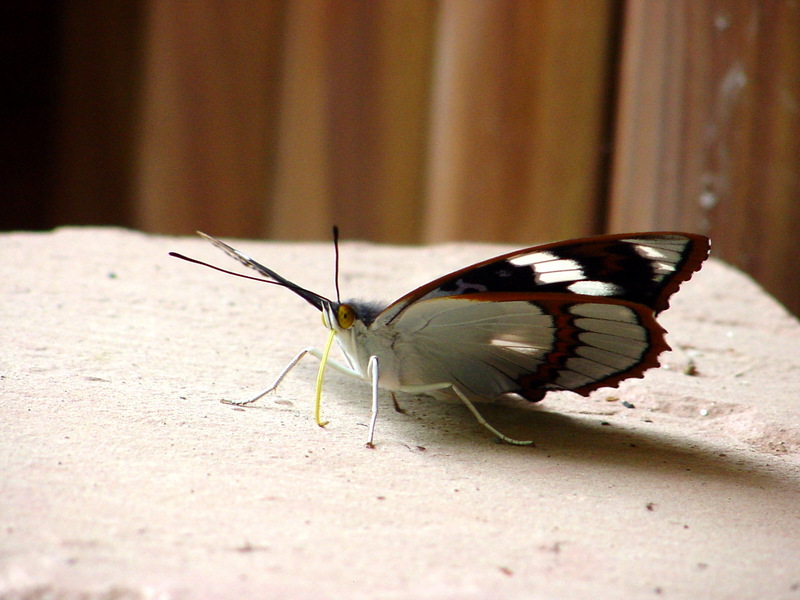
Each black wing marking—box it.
[378,232,709,326]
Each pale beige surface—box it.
[2,227,799,600]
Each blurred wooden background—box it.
[3,1,799,315]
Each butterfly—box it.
[170,230,710,446]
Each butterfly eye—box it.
[337,304,356,329]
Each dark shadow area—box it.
[390,393,800,493]
[0,2,145,232]
[0,3,63,230]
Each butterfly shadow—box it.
[396,394,799,494]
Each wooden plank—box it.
[135,0,285,237]
[51,2,144,228]
[269,0,435,243]
[423,0,618,243]
[610,0,800,315]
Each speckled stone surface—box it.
[2,227,799,599]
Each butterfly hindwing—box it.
[379,232,709,325]
[388,293,668,402]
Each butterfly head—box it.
[171,229,375,334]
[321,302,356,333]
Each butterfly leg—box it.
[390,393,407,414]
[365,355,380,448]
[450,387,534,446]
[395,382,532,445]
[221,346,362,407]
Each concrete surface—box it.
[2,227,799,599]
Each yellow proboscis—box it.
[314,328,337,427]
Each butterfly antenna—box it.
[169,252,280,285]
[332,225,342,304]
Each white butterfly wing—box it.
[387,293,667,402]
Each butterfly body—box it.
[171,231,709,445]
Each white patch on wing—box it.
[568,304,649,364]
[555,370,594,389]
[578,332,648,359]
[624,237,688,282]
[631,244,667,259]
[529,257,583,273]
[508,251,553,266]
[528,257,582,273]
[575,317,646,340]
[654,261,674,272]
[509,252,585,284]
[565,357,618,380]
[537,268,584,284]
[567,281,621,296]
[577,345,639,370]
[489,337,549,356]
[569,303,640,324]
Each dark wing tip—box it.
[651,233,711,314]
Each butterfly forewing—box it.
[379,232,709,325]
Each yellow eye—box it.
[337,304,356,329]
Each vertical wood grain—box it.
[267,1,333,239]
[51,2,145,227]
[42,0,799,314]
[135,0,285,237]
[423,0,618,244]
[610,0,800,314]
[269,0,435,243]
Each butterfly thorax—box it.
[344,299,387,327]
[332,298,410,390]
